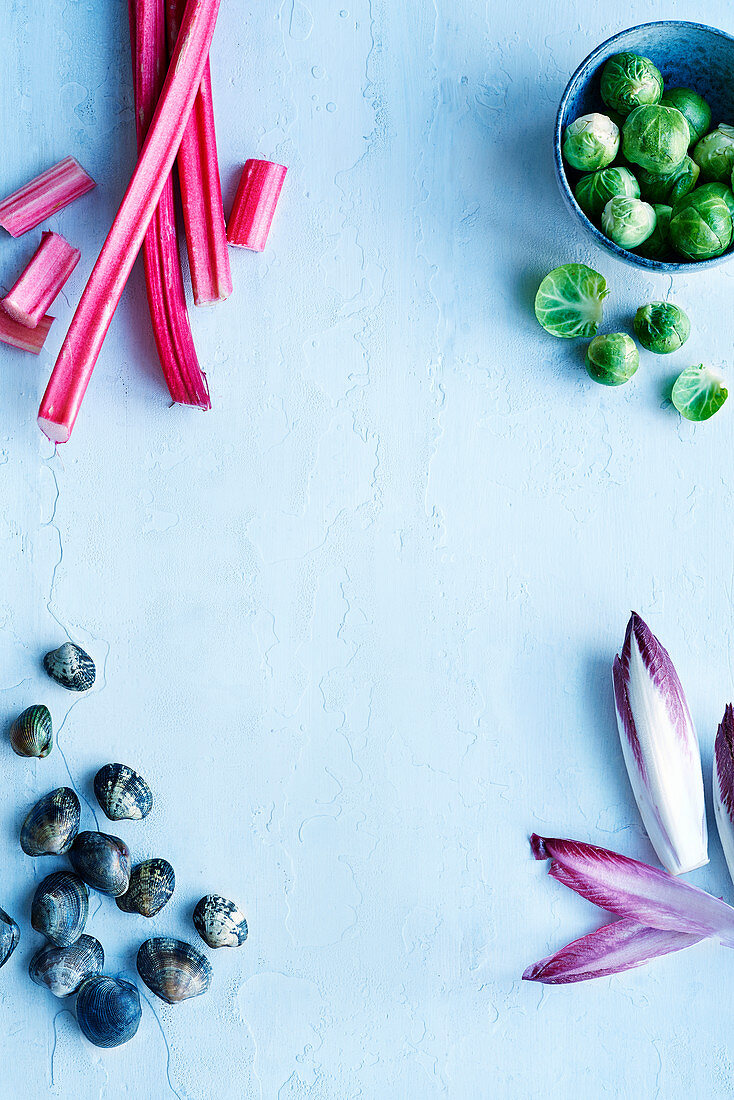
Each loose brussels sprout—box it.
[563,113,620,171]
[671,364,728,421]
[574,166,640,220]
[585,332,639,386]
[534,264,608,338]
[675,181,734,219]
[623,105,689,174]
[692,124,734,181]
[635,204,672,260]
[601,195,656,248]
[600,53,663,117]
[636,157,699,204]
[634,302,690,353]
[660,87,712,145]
[669,193,733,259]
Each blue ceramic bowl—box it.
[555,21,734,272]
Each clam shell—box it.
[93,763,152,821]
[193,895,248,949]
[10,704,53,758]
[20,787,80,856]
[31,871,89,947]
[29,935,103,997]
[116,858,175,918]
[76,976,141,1048]
[136,937,212,1004]
[0,907,20,968]
[43,642,95,692]
[69,832,131,897]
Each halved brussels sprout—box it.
[660,88,712,145]
[669,193,733,260]
[623,105,689,174]
[600,53,663,117]
[585,332,639,386]
[692,124,734,181]
[601,195,656,248]
[671,364,728,421]
[634,302,690,353]
[534,264,608,338]
[563,113,620,171]
[636,157,698,204]
[574,166,640,220]
[635,204,672,260]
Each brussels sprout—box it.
[669,193,733,259]
[634,302,690,353]
[692,124,734,181]
[600,53,663,116]
[636,157,699,204]
[585,332,639,386]
[660,87,712,145]
[563,113,620,171]
[671,364,728,421]
[623,105,690,173]
[635,204,672,260]
[574,166,640,220]
[601,196,656,248]
[534,264,608,338]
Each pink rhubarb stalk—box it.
[0,310,54,354]
[2,232,80,329]
[129,0,210,409]
[166,0,232,306]
[523,917,703,984]
[531,834,734,946]
[0,157,95,238]
[226,159,287,252]
[38,0,221,444]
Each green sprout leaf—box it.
[671,364,728,421]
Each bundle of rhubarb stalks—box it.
[0,0,286,444]
[525,613,734,984]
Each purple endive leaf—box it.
[714,704,734,887]
[523,917,704,985]
[612,612,707,875]
[531,835,734,946]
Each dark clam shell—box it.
[94,763,153,821]
[137,937,212,1004]
[116,858,175,918]
[10,704,53,758]
[31,871,89,947]
[20,787,80,856]
[0,907,20,968]
[193,895,248,949]
[43,642,95,692]
[69,832,131,897]
[76,976,141,1048]
[29,935,103,997]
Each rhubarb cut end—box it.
[37,415,71,445]
[1,298,34,328]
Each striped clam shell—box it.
[76,976,141,1048]
[29,935,103,997]
[10,704,53,758]
[0,907,20,968]
[69,832,131,897]
[43,642,95,692]
[193,895,248,949]
[137,937,212,1004]
[31,871,89,947]
[20,787,80,856]
[116,858,175,918]
[94,763,152,821]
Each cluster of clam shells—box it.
[2,641,249,1049]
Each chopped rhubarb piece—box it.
[2,232,80,329]
[166,0,232,306]
[0,310,53,354]
[38,0,221,443]
[0,157,95,238]
[130,0,210,409]
[226,160,287,252]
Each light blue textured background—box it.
[2,0,734,1096]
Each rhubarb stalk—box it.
[0,311,54,355]
[38,0,221,444]
[226,160,287,252]
[130,0,210,409]
[2,232,80,329]
[0,157,95,238]
[166,0,232,306]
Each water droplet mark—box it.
[326,102,337,113]
[311,65,325,79]
[288,0,313,40]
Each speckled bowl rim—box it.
[554,20,734,273]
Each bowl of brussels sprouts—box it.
[555,21,734,270]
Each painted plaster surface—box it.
[1,0,734,1096]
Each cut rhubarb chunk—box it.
[0,310,53,354]
[3,232,80,328]
[166,0,232,306]
[38,0,221,443]
[0,157,95,238]
[130,0,210,409]
[226,160,287,252]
